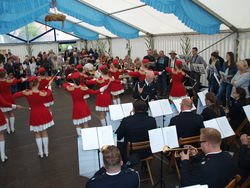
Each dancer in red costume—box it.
[0,68,26,134]
[165,60,188,100]
[109,60,127,104]
[0,94,22,162]
[63,72,107,136]
[86,65,123,126]
[14,76,54,158]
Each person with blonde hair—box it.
[180,128,236,188]
[86,146,139,188]
[231,60,250,99]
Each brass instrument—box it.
[163,146,202,158]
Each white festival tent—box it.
[0,0,250,64]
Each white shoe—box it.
[44,153,49,158]
[1,155,8,162]
[38,153,44,158]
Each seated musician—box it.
[180,128,236,188]
[133,71,157,104]
[85,146,139,188]
[116,99,157,161]
[238,134,250,184]
[169,98,204,138]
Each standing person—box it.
[13,76,54,158]
[144,50,156,70]
[86,65,118,126]
[29,56,37,76]
[231,60,250,99]
[0,95,22,162]
[0,68,25,133]
[214,50,225,68]
[201,92,225,121]
[51,55,63,88]
[189,47,207,92]
[207,52,221,94]
[62,72,107,136]
[165,61,187,100]
[168,50,178,69]
[109,60,127,104]
[156,50,169,96]
[216,52,237,106]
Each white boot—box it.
[113,99,117,104]
[42,137,49,157]
[0,141,7,162]
[116,98,121,104]
[35,138,43,158]
[6,119,10,134]
[100,119,106,126]
[76,128,82,137]
[9,117,15,133]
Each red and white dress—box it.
[165,67,187,100]
[0,95,15,131]
[13,90,54,132]
[62,83,100,125]
[128,69,159,81]
[0,79,23,112]
[38,76,55,107]
[86,77,118,111]
[109,69,127,95]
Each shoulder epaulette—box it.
[22,90,32,96]
[39,91,47,96]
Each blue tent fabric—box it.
[0,3,50,34]
[140,0,221,34]
[37,18,99,40]
[56,0,139,39]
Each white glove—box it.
[100,85,108,92]
[12,104,17,109]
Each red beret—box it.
[142,59,149,64]
[27,76,39,82]
[67,72,80,80]
[176,60,182,65]
[38,67,45,73]
[99,65,107,71]
[76,64,83,69]
[0,68,5,72]
[112,60,119,65]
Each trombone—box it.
[163,146,202,157]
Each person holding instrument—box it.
[179,128,236,188]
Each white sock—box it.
[116,98,121,104]
[6,119,10,134]
[100,119,106,126]
[76,128,82,137]
[0,141,7,162]
[35,138,43,157]
[42,137,49,157]
[9,117,15,132]
[113,99,117,104]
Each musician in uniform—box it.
[133,71,157,103]
[85,146,139,188]
[180,128,236,188]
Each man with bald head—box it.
[169,98,204,138]
[133,70,157,103]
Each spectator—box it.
[214,50,224,68]
[29,56,37,76]
[4,58,15,74]
[168,50,178,69]
[144,50,156,70]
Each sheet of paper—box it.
[197,89,208,107]
[109,104,124,121]
[162,126,179,148]
[81,127,99,150]
[216,116,235,138]
[160,99,173,115]
[148,128,165,153]
[203,119,220,133]
[172,98,182,113]
[149,100,163,117]
[243,105,250,122]
[105,112,121,132]
[121,103,133,117]
[97,126,115,149]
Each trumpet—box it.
[163,146,202,158]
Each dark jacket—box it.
[86,165,139,188]
[69,56,79,65]
[156,56,169,71]
[221,61,237,82]
[181,151,237,188]
[228,99,246,130]
[169,112,204,138]
[133,80,157,103]
[201,106,225,121]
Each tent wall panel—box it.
[238,32,250,60]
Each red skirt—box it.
[95,92,112,111]
[43,89,54,107]
[0,111,7,131]
[72,102,91,125]
[170,82,186,97]
[111,82,124,95]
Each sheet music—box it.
[121,103,133,117]
[97,126,115,149]
[149,100,163,117]
[197,89,208,106]
[81,128,99,150]
[216,116,235,138]
[193,64,206,74]
[243,105,250,122]
[162,126,179,148]
[148,128,165,153]
[203,118,220,134]
[173,97,196,113]
[160,99,173,115]
[109,104,124,121]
